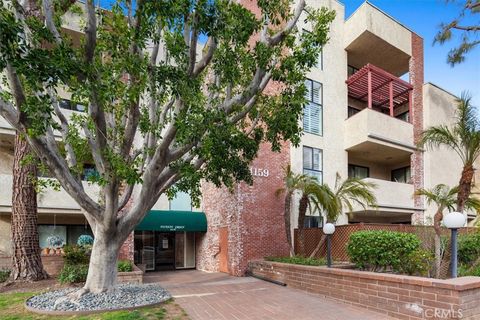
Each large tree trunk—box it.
[297,194,309,256]
[457,164,475,213]
[11,134,47,281]
[433,209,443,278]
[284,192,294,257]
[83,229,122,293]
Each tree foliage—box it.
[434,0,480,65]
[0,0,335,291]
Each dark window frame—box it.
[348,164,370,179]
[303,146,323,183]
[303,79,323,136]
[391,166,411,183]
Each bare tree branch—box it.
[193,37,216,76]
[42,0,62,43]
[266,0,306,46]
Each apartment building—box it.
[0,0,470,276]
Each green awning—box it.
[136,210,207,232]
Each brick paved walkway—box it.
[145,270,393,320]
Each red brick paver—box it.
[145,270,393,320]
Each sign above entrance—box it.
[135,210,207,232]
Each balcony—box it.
[344,2,412,76]
[0,174,100,214]
[349,178,415,223]
[345,108,415,166]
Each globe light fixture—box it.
[323,223,335,267]
[443,211,467,278]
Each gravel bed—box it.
[26,283,171,312]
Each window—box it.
[302,30,323,70]
[59,99,86,112]
[303,79,323,135]
[391,166,411,183]
[348,65,359,77]
[303,146,323,183]
[396,111,409,122]
[170,191,192,211]
[348,106,360,118]
[348,164,369,179]
[304,216,323,228]
[38,224,93,248]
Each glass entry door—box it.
[175,232,196,269]
[155,232,175,270]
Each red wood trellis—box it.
[346,64,413,122]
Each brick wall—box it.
[249,260,480,320]
[409,33,425,224]
[119,232,134,261]
[199,142,291,276]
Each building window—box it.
[38,224,93,249]
[303,146,323,183]
[348,106,361,118]
[59,99,86,112]
[303,79,323,135]
[348,164,369,179]
[304,216,323,228]
[391,166,411,183]
[348,65,359,77]
[396,111,409,122]
[170,191,192,211]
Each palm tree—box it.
[309,173,377,258]
[276,166,331,256]
[415,184,480,278]
[275,166,310,256]
[419,93,480,213]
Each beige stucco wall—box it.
[290,0,349,229]
[422,83,464,223]
[344,2,412,57]
[344,108,414,152]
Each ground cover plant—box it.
[265,256,326,266]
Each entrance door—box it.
[219,227,229,273]
[155,232,175,270]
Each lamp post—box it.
[443,211,466,278]
[323,223,335,268]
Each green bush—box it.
[399,249,434,276]
[58,264,89,284]
[63,245,90,265]
[347,230,421,273]
[265,256,326,266]
[458,232,480,265]
[118,260,133,272]
[0,269,10,282]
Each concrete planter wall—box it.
[249,260,480,320]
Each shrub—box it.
[458,232,480,265]
[0,269,10,282]
[347,230,421,272]
[58,264,88,284]
[77,235,94,247]
[63,245,90,265]
[399,249,434,276]
[118,260,133,272]
[265,256,326,266]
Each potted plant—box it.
[77,235,94,247]
[46,235,64,255]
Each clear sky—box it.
[342,0,479,106]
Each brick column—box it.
[410,33,424,224]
